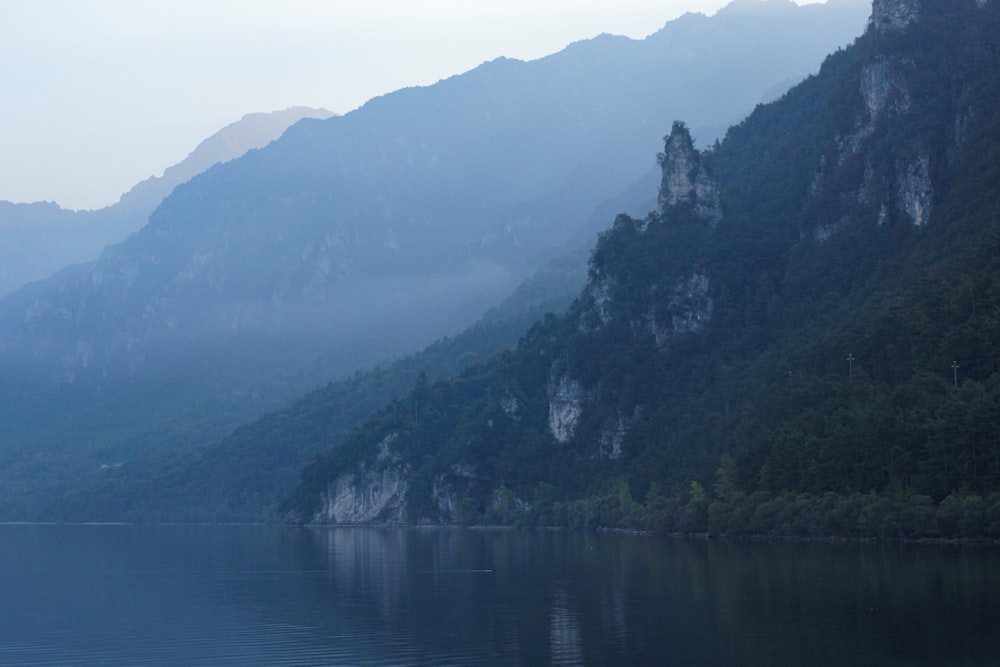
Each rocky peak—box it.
[656,122,722,227]
[869,0,920,33]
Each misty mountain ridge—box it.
[115,107,337,218]
[0,0,870,521]
[0,107,334,298]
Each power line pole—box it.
[952,361,959,387]
[847,353,855,379]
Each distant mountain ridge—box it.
[115,107,336,218]
[0,107,334,297]
[0,0,871,521]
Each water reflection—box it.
[1,525,998,665]
[292,528,1000,665]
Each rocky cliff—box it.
[315,434,410,523]
[286,0,1000,528]
[657,122,722,226]
[0,1,873,522]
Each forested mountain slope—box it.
[286,0,1000,539]
[0,0,869,521]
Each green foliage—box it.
[284,2,1000,540]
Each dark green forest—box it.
[285,0,1000,539]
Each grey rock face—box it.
[861,57,912,119]
[870,0,920,33]
[548,375,587,443]
[657,123,722,227]
[315,433,410,523]
[318,466,409,523]
[897,154,933,226]
[670,273,714,335]
[818,15,938,237]
[432,464,478,519]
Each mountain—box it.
[282,0,1000,539]
[0,107,334,297]
[114,107,337,220]
[35,306,560,522]
[0,0,870,521]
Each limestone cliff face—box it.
[432,464,479,518]
[657,122,722,227]
[836,53,913,165]
[314,434,410,523]
[897,154,933,226]
[861,57,912,120]
[548,375,587,443]
[810,0,943,238]
[318,467,409,523]
[870,0,920,33]
[644,273,714,344]
[669,273,713,335]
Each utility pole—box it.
[952,361,959,387]
[847,353,855,379]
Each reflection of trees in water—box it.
[287,527,1000,665]
[293,528,594,662]
[691,540,1000,665]
[10,526,997,664]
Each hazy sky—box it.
[1,0,825,210]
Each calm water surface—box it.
[0,524,997,665]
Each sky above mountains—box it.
[1,0,829,211]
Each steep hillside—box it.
[36,305,561,522]
[285,0,1000,539]
[0,0,868,520]
[0,107,332,297]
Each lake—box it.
[0,524,997,665]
